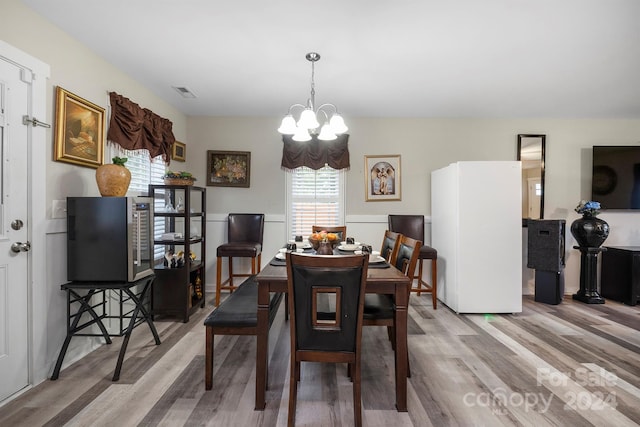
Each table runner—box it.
[269,256,389,268]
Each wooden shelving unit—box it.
[148,184,206,322]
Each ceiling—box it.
[23,0,640,119]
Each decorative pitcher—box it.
[316,241,333,255]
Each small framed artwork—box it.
[172,141,186,162]
[206,150,251,187]
[364,154,401,201]
[54,86,105,168]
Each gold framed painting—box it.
[365,154,401,201]
[54,87,105,168]
[172,141,186,162]
[206,150,250,187]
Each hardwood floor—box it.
[1,295,640,426]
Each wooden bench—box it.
[204,275,283,390]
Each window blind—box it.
[109,142,165,261]
[287,166,345,239]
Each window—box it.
[108,142,165,260]
[108,143,165,194]
[286,166,345,239]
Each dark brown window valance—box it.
[281,134,350,171]
[107,92,175,163]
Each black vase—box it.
[570,213,610,248]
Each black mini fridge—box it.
[67,197,154,282]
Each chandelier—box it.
[277,52,348,142]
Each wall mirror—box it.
[517,134,545,225]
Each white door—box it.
[0,58,31,402]
[527,177,542,219]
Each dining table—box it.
[254,245,411,412]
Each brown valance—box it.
[107,92,175,163]
[281,134,350,170]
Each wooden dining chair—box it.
[286,252,369,427]
[388,214,438,309]
[380,230,401,262]
[363,234,421,376]
[311,225,347,241]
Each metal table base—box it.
[51,275,160,381]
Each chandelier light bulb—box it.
[292,126,312,142]
[297,108,319,130]
[278,115,297,134]
[318,123,338,141]
[329,114,348,134]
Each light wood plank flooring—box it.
[1,295,640,426]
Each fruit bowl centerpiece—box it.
[308,231,341,251]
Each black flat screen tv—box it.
[592,146,640,210]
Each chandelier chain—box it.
[310,60,316,110]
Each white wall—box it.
[1,0,188,387]
[4,0,640,393]
[189,117,640,300]
[1,0,188,211]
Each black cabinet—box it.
[149,185,206,321]
[601,246,640,306]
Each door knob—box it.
[11,219,24,230]
[11,241,31,253]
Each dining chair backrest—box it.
[388,215,424,242]
[311,225,347,241]
[228,213,264,244]
[286,253,368,353]
[390,235,422,279]
[380,230,401,263]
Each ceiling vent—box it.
[172,86,196,99]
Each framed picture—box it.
[54,86,105,168]
[365,154,401,201]
[206,150,250,187]
[172,141,186,162]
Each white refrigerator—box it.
[431,161,522,313]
